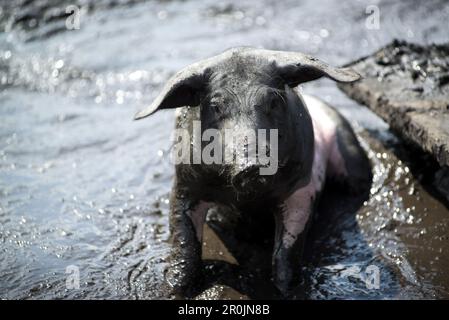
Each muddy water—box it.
[0,0,448,299]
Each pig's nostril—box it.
[231,166,261,190]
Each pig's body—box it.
[180,94,371,294]
[135,47,372,297]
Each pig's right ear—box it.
[134,66,207,120]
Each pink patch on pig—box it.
[188,201,212,242]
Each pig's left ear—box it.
[134,63,209,120]
[259,49,360,87]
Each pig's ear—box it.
[134,65,208,120]
[257,49,360,87]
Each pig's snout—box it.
[231,165,268,192]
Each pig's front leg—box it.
[164,181,211,298]
[273,183,316,297]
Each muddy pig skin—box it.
[135,47,372,297]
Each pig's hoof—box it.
[273,260,300,298]
[164,259,203,298]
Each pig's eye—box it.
[210,102,220,113]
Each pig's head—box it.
[135,47,359,206]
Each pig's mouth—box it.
[231,165,276,200]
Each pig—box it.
[134,47,372,297]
